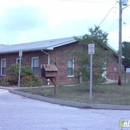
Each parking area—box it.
[0,89,130,130]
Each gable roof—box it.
[0,36,117,56]
[0,37,79,54]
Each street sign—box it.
[19,50,23,57]
[18,50,22,88]
[88,44,95,55]
[88,43,95,100]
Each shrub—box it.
[0,76,9,86]
[7,64,34,77]
[21,75,43,87]
[4,64,44,87]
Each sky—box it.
[0,0,130,50]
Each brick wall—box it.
[48,42,83,84]
[0,42,83,85]
[106,55,118,80]
[0,42,118,84]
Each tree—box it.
[122,41,130,68]
[74,26,112,84]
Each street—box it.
[0,89,130,130]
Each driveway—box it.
[0,89,130,130]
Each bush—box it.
[7,64,19,76]
[0,76,9,86]
[2,64,44,87]
[0,76,18,86]
[7,64,34,77]
[21,75,43,87]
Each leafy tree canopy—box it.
[74,26,113,84]
[122,41,130,67]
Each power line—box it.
[98,1,118,26]
[107,19,119,32]
[108,8,117,30]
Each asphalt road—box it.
[0,89,130,130]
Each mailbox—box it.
[41,64,58,78]
[41,64,58,96]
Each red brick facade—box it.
[0,41,118,85]
[106,55,118,80]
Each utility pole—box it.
[118,0,122,85]
[118,0,128,85]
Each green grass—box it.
[17,82,130,105]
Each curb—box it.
[9,89,130,110]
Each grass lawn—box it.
[17,82,130,105]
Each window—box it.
[1,59,6,76]
[16,58,22,64]
[31,57,39,76]
[67,59,74,77]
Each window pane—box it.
[33,67,38,75]
[67,59,74,76]
[2,68,6,75]
[17,59,20,63]
[33,58,39,67]
[32,57,39,75]
[2,60,6,67]
[16,58,22,64]
[1,59,6,75]
[67,68,73,76]
[68,59,73,67]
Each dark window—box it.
[67,59,74,77]
[1,59,6,76]
[31,57,39,76]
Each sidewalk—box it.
[0,85,54,90]
[104,79,117,84]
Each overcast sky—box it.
[0,0,130,50]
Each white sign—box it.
[19,50,23,57]
[126,68,130,73]
[88,44,95,55]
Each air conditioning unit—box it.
[123,0,128,6]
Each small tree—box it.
[74,26,112,84]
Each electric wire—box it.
[98,1,118,26]
[107,19,119,32]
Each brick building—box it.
[0,36,118,85]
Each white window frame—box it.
[67,58,74,77]
[16,58,21,64]
[102,61,107,79]
[1,59,6,76]
[31,57,39,76]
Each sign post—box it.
[18,50,22,88]
[88,44,95,100]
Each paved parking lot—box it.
[0,89,130,130]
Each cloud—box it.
[0,5,48,31]
[0,0,129,48]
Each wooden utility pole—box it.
[118,0,122,85]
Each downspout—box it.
[41,49,50,85]
[41,49,50,65]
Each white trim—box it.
[67,75,74,78]
[1,59,6,76]
[67,58,74,77]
